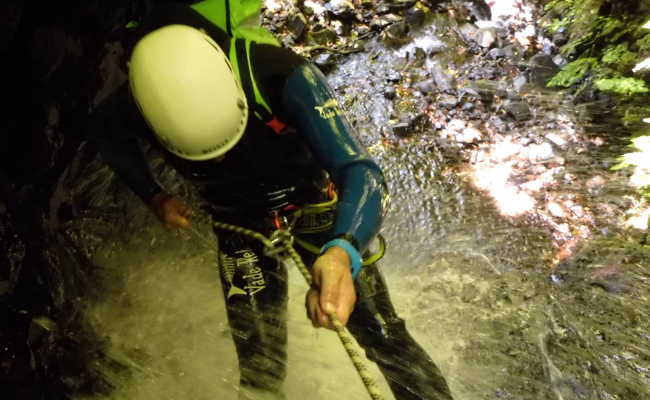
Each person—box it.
[88,2,454,399]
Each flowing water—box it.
[50,4,650,400]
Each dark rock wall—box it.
[0,2,152,398]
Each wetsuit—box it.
[88,3,453,399]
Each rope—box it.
[208,218,385,400]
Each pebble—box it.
[384,86,397,99]
[528,142,555,162]
[438,94,459,109]
[413,79,434,94]
[462,102,475,111]
[391,121,411,137]
[405,6,425,28]
[287,13,307,40]
[487,48,506,59]
[313,52,335,67]
[476,27,498,48]
[504,99,532,121]
[528,53,561,87]
[512,74,527,93]
[386,70,401,83]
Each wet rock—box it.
[456,125,483,143]
[384,86,397,100]
[489,116,507,131]
[381,20,410,47]
[464,0,492,21]
[512,74,528,93]
[487,47,506,60]
[430,60,456,92]
[475,27,498,48]
[313,52,336,68]
[470,80,498,102]
[287,12,307,41]
[586,175,606,195]
[386,70,401,83]
[461,102,475,111]
[528,53,561,87]
[357,23,371,36]
[404,6,426,28]
[308,28,337,45]
[93,42,127,106]
[547,201,566,218]
[438,94,459,109]
[390,121,411,137]
[552,27,569,47]
[546,132,568,149]
[369,15,393,31]
[325,0,356,21]
[503,44,524,63]
[503,99,532,121]
[527,142,554,162]
[482,65,498,80]
[413,79,435,94]
[552,54,568,67]
[428,43,446,56]
[459,87,480,100]
[459,23,479,42]
[384,0,417,12]
[411,47,427,67]
[333,19,354,37]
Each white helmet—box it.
[129,24,248,160]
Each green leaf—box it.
[548,58,598,87]
[595,77,650,95]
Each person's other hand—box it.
[306,246,357,329]
[150,192,192,229]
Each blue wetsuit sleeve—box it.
[281,62,387,252]
[87,85,163,203]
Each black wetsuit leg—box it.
[215,225,288,399]
[298,246,453,400]
[347,264,454,400]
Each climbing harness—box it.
[192,182,385,398]
[267,183,386,265]
[206,217,386,400]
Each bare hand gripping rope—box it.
[208,219,386,400]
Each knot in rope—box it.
[264,229,294,258]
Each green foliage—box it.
[547,18,569,34]
[637,33,650,52]
[595,77,649,95]
[560,16,629,57]
[548,57,598,87]
[543,0,569,12]
[601,43,637,67]
[541,0,650,102]
[613,136,650,198]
